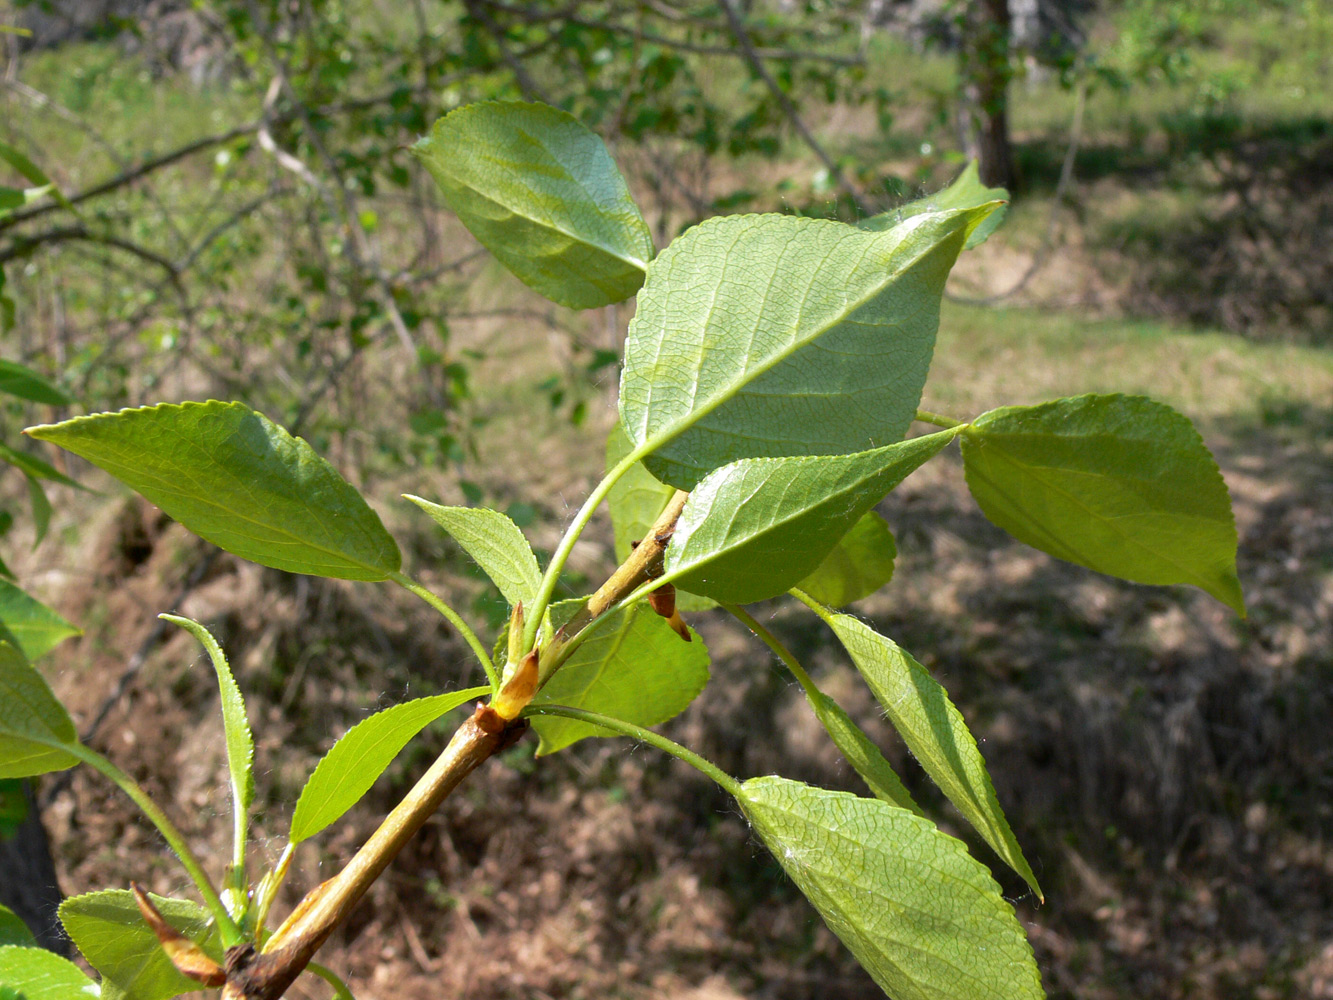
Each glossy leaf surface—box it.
[59,890,218,1000]
[404,497,541,609]
[0,581,78,662]
[825,613,1041,897]
[738,778,1043,1000]
[620,208,992,489]
[290,686,488,843]
[531,604,709,755]
[860,161,1009,249]
[0,945,97,999]
[413,101,653,309]
[663,431,954,604]
[961,394,1244,613]
[796,511,897,607]
[161,616,253,819]
[28,402,401,581]
[0,643,79,779]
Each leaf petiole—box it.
[390,571,497,689]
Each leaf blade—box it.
[0,360,74,406]
[290,686,488,843]
[0,581,79,662]
[28,401,402,581]
[413,101,653,309]
[860,161,1009,249]
[738,777,1043,1000]
[662,431,954,604]
[824,612,1041,898]
[531,604,710,755]
[961,393,1244,613]
[403,497,541,609]
[0,944,98,999]
[621,208,992,489]
[795,511,897,607]
[0,643,79,779]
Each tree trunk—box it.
[0,782,68,954]
[959,0,1016,190]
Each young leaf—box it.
[0,359,74,406]
[0,944,99,998]
[620,207,996,490]
[860,161,1009,249]
[0,643,80,779]
[0,442,81,489]
[661,431,955,604]
[290,685,488,843]
[0,581,80,663]
[738,778,1044,1000]
[413,101,653,309]
[823,612,1042,898]
[795,511,897,607]
[27,401,402,581]
[801,681,922,816]
[960,394,1244,614]
[604,425,713,612]
[0,905,37,948]
[531,603,710,755]
[403,497,541,608]
[59,889,218,1000]
[160,616,254,826]
[27,476,51,546]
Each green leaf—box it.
[0,643,79,779]
[413,101,653,309]
[737,778,1043,1000]
[604,426,713,612]
[59,890,217,1000]
[26,477,50,547]
[795,511,896,607]
[403,497,541,609]
[823,612,1041,898]
[0,945,98,998]
[0,906,37,948]
[961,394,1244,614]
[0,581,80,662]
[620,208,994,490]
[0,443,80,489]
[290,685,488,843]
[0,142,51,189]
[28,402,402,581]
[662,431,956,604]
[860,161,1009,249]
[801,681,922,816]
[159,616,254,819]
[0,361,73,407]
[531,603,710,755]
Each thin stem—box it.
[722,603,817,697]
[252,842,295,938]
[390,572,497,688]
[523,447,643,651]
[521,703,742,798]
[67,743,242,946]
[307,962,356,1000]
[789,587,835,625]
[914,408,964,430]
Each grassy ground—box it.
[5,3,1333,998]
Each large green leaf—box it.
[960,394,1244,614]
[0,581,78,662]
[661,431,955,604]
[59,890,218,1000]
[160,616,253,820]
[0,906,36,948]
[0,945,98,999]
[738,778,1043,1000]
[795,511,897,607]
[860,161,1009,250]
[604,426,713,612]
[403,497,541,609]
[290,685,488,843]
[413,101,653,309]
[620,207,994,490]
[0,643,79,779]
[823,613,1041,898]
[531,604,710,755]
[0,360,74,406]
[28,401,401,581]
